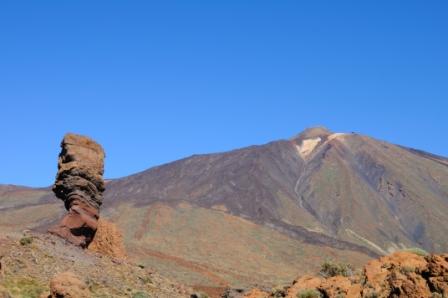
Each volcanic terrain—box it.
[1,127,448,291]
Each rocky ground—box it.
[242,250,448,298]
[0,232,193,298]
[0,230,447,297]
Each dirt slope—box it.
[0,232,191,297]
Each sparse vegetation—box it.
[2,277,45,298]
[297,288,323,298]
[363,291,379,298]
[0,234,188,298]
[319,260,353,277]
[86,279,102,293]
[400,265,415,274]
[359,275,367,285]
[138,275,152,284]
[402,247,429,256]
[132,291,150,298]
[19,236,33,246]
[272,286,286,297]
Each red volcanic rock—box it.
[48,271,90,298]
[88,218,127,259]
[362,251,431,298]
[248,251,448,298]
[243,288,270,298]
[287,275,324,298]
[424,254,448,295]
[49,133,105,248]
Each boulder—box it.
[286,275,324,298]
[362,251,431,298]
[424,254,448,295]
[48,272,90,298]
[319,276,353,297]
[243,288,270,298]
[88,218,126,259]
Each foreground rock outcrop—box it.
[88,218,127,259]
[244,251,448,298]
[50,133,105,247]
[0,233,191,297]
[46,271,90,298]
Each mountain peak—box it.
[292,126,333,142]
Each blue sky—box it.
[1,1,447,187]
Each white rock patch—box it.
[296,137,321,158]
[346,228,388,255]
[328,133,348,141]
[295,132,349,160]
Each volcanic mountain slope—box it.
[1,127,448,290]
[105,127,448,253]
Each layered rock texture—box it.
[50,133,105,247]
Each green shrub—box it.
[271,286,286,297]
[364,291,379,298]
[19,237,33,246]
[2,277,45,298]
[319,260,353,277]
[402,247,429,256]
[297,289,322,298]
[400,265,415,274]
[132,292,149,298]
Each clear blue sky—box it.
[1,1,447,187]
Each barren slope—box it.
[0,232,191,297]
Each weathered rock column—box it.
[49,133,105,248]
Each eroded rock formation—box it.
[49,133,105,248]
[244,251,448,298]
